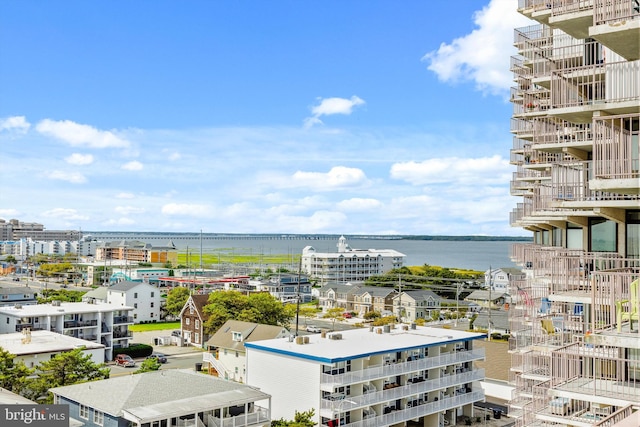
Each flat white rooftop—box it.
[245,324,485,364]
[0,330,104,355]
[0,301,133,316]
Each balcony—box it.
[547,0,594,39]
[320,349,485,389]
[113,330,133,339]
[336,391,484,427]
[114,315,134,324]
[63,319,98,329]
[592,0,640,60]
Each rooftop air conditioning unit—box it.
[330,333,342,340]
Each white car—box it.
[306,325,322,333]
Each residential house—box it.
[393,290,442,323]
[245,324,486,426]
[317,283,364,313]
[51,369,272,427]
[485,267,524,294]
[0,286,37,306]
[180,294,210,347]
[203,319,290,382]
[465,290,508,310]
[0,330,105,366]
[81,287,108,304]
[351,286,397,317]
[471,310,510,336]
[0,301,133,361]
[301,236,405,284]
[258,273,313,303]
[106,281,161,323]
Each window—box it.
[134,293,138,299]
[189,306,194,314]
[186,318,190,325]
[590,218,617,252]
[151,292,155,297]
[195,333,199,343]
[93,410,104,426]
[235,351,239,358]
[195,320,200,329]
[134,303,138,309]
[150,302,154,308]
[79,404,89,420]
[627,210,640,258]
[232,332,242,342]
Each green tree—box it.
[322,307,346,330]
[203,291,291,334]
[5,255,17,264]
[0,348,35,395]
[299,306,319,325]
[363,311,381,320]
[26,348,110,403]
[164,287,191,317]
[135,358,160,374]
[271,409,316,427]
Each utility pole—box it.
[488,266,492,341]
[295,258,302,337]
[397,274,402,323]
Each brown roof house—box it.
[179,294,210,347]
[203,320,290,382]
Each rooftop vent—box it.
[383,325,391,333]
[329,333,342,340]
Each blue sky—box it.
[0,0,533,236]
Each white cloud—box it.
[103,217,136,226]
[116,192,135,199]
[36,119,130,148]
[0,116,30,133]
[121,161,144,171]
[390,155,510,185]
[423,0,532,95]
[65,153,94,165]
[161,203,212,217]
[46,170,87,184]
[114,206,146,215]
[304,96,365,128]
[41,208,89,221]
[0,209,20,218]
[292,166,369,190]
[336,198,382,212]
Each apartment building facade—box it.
[302,236,405,284]
[509,1,639,426]
[95,239,178,264]
[0,301,133,361]
[245,324,486,427]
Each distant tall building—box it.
[301,236,405,284]
[508,1,639,426]
[0,218,81,241]
[95,240,178,264]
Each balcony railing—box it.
[320,370,484,411]
[550,61,640,109]
[114,315,134,324]
[594,0,640,24]
[550,0,595,16]
[320,349,485,388]
[337,391,484,427]
[592,113,640,180]
[204,407,270,427]
[64,319,98,328]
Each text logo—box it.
[1,405,68,427]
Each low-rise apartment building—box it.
[245,324,486,427]
[106,281,161,323]
[0,301,133,361]
[0,329,105,366]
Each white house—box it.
[245,323,486,427]
[0,329,105,366]
[0,301,133,361]
[203,320,290,382]
[106,281,161,323]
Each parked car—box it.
[147,353,168,363]
[171,330,181,337]
[306,325,322,333]
[115,354,135,367]
[342,312,352,319]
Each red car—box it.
[115,354,135,367]
[343,312,352,319]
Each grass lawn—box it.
[129,322,180,332]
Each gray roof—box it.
[51,369,270,422]
[109,280,148,292]
[82,287,108,300]
[206,320,289,350]
[466,290,508,302]
[474,310,509,331]
[0,287,36,296]
[395,289,441,302]
[352,286,397,298]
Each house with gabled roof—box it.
[392,289,442,323]
[203,320,290,382]
[317,282,363,312]
[106,281,161,323]
[0,286,37,306]
[465,290,508,310]
[50,369,271,427]
[351,286,397,317]
[179,294,210,347]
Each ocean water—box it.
[88,233,525,271]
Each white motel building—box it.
[245,324,486,427]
